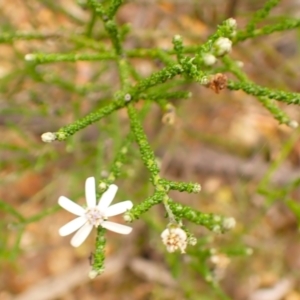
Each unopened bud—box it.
[288,120,298,129]
[124,93,131,102]
[173,35,182,42]
[124,212,133,222]
[41,132,56,143]
[203,53,217,66]
[192,183,201,193]
[226,18,237,29]
[98,182,107,190]
[222,217,236,230]
[25,53,36,61]
[188,236,197,246]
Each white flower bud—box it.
[121,147,128,154]
[173,34,182,42]
[200,76,209,85]
[222,217,236,230]
[236,61,244,68]
[212,225,221,233]
[25,53,36,61]
[100,170,109,178]
[98,182,107,190]
[188,236,197,246]
[88,270,99,279]
[288,120,298,129]
[88,268,104,279]
[226,18,237,29]
[41,132,56,143]
[203,53,217,66]
[192,183,201,193]
[214,37,232,56]
[246,247,253,255]
[124,93,131,102]
[123,213,133,222]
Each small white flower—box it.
[58,177,133,247]
[213,37,232,56]
[161,226,187,254]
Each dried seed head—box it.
[206,73,228,94]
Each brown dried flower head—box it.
[206,73,228,94]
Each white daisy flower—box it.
[58,177,133,247]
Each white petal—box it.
[97,184,118,211]
[85,177,96,207]
[58,196,85,216]
[101,221,132,234]
[105,200,133,217]
[70,222,93,247]
[58,216,87,236]
[161,228,169,239]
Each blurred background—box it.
[1,0,300,299]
